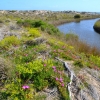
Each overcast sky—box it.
[0,0,100,12]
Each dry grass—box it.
[45,32,100,56]
[67,39,100,56]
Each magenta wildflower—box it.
[52,66,56,69]
[59,78,63,82]
[53,50,56,52]
[25,54,28,57]
[43,64,46,67]
[61,83,64,87]
[22,85,29,90]
[55,77,59,81]
[25,85,29,88]
[58,70,61,74]
[53,68,57,72]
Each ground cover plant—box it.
[0,36,20,50]
[0,19,70,99]
[17,19,61,36]
[0,16,100,100]
[1,58,70,100]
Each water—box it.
[57,18,100,49]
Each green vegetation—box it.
[17,20,45,27]
[0,19,70,100]
[74,14,81,18]
[0,12,100,100]
[93,20,100,33]
[28,28,41,38]
[0,36,20,50]
[17,19,60,36]
[0,57,70,99]
[65,33,79,41]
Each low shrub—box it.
[16,59,54,84]
[0,59,70,99]
[17,19,61,36]
[28,28,41,38]
[0,36,20,49]
[17,19,32,27]
[89,55,100,68]
[74,14,81,18]
[1,78,34,100]
[33,20,46,27]
[17,20,46,28]
[47,24,60,35]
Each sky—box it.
[0,0,100,12]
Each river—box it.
[57,18,100,49]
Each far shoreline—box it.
[49,17,100,26]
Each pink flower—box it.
[59,78,63,82]
[55,77,59,81]
[61,83,64,87]
[53,68,56,72]
[58,70,61,74]
[25,85,29,88]
[22,85,30,90]
[53,50,56,52]
[25,54,28,57]
[43,64,46,67]
[62,46,65,49]
[52,66,56,69]
[52,66,57,72]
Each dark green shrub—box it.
[41,25,46,31]
[47,29,54,35]
[74,14,81,18]
[17,19,61,36]
[33,20,46,27]
[17,20,47,28]
[9,10,16,13]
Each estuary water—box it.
[57,18,100,49]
